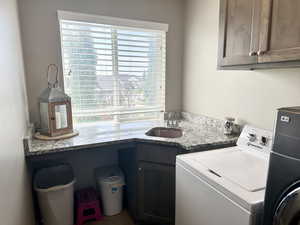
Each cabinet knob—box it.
[257,50,266,56]
[249,51,257,56]
[138,167,142,171]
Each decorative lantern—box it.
[39,64,74,137]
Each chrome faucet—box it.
[166,112,180,128]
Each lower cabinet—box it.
[119,143,179,225]
[137,161,175,225]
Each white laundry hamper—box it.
[96,166,125,216]
[34,164,75,225]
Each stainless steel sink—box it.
[145,127,183,138]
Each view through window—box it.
[59,15,166,126]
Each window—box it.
[58,11,167,125]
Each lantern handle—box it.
[47,64,59,88]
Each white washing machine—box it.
[176,125,272,225]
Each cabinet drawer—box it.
[136,143,178,165]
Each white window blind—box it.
[58,12,167,125]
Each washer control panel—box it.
[237,125,273,152]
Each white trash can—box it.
[34,164,75,225]
[96,166,125,216]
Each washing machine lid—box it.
[194,148,269,192]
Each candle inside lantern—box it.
[55,104,68,129]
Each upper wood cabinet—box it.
[259,0,300,63]
[218,0,300,69]
[218,0,261,67]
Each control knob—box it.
[248,133,256,142]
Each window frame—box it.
[57,11,168,125]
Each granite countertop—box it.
[24,113,239,157]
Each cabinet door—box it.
[137,161,175,224]
[259,0,300,63]
[218,0,261,66]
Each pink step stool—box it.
[76,188,103,225]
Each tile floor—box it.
[86,210,135,225]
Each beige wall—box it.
[18,0,185,124]
[183,0,300,130]
[0,0,34,224]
